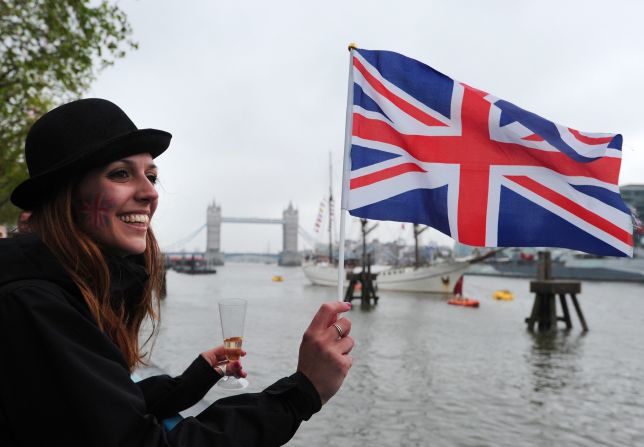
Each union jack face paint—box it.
[78,194,116,230]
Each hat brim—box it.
[11,128,171,210]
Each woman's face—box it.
[74,153,159,256]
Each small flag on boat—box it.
[314,198,326,233]
[343,48,633,257]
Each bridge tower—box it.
[206,201,225,265]
[280,202,301,266]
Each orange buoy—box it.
[447,297,480,308]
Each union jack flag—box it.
[346,48,633,257]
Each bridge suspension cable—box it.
[162,223,206,251]
[298,225,318,248]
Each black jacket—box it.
[0,235,321,446]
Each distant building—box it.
[620,184,644,247]
[621,184,644,217]
[206,201,224,265]
[453,242,476,258]
[280,203,300,266]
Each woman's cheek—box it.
[76,193,117,231]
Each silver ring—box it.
[333,323,344,338]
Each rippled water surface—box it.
[150,264,644,447]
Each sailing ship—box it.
[303,258,470,293]
[302,222,474,293]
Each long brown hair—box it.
[29,183,162,371]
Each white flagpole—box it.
[337,43,356,302]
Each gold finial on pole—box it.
[348,42,358,51]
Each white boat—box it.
[302,260,470,293]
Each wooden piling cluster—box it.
[525,251,588,332]
[344,254,379,305]
[343,219,380,306]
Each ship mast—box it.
[328,152,334,265]
[361,218,378,268]
[413,223,429,268]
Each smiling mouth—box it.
[118,214,150,226]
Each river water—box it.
[149,264,644,447]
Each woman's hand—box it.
[297,301,354,405]
[201,346,248,378]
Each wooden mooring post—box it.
[344,220,379,306]
[525,251,588,332]
[344,254,379,306]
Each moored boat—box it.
[377,261,469,293]
[174,264,217,274]
[302,259,470,293]
[447,297,480,307]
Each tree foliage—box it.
[0,0,136,224]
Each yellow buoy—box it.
[271,275,283,282]
[493,289,514,301]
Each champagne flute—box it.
[216,298,249,389]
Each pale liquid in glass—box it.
[224,336,243,361]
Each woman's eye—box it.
[108,169,129,180]
[147,174,158,185]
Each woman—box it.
[0,98,354,446]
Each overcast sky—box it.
[89,0,644,254]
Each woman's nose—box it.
[135,176,159,203]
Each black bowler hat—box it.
[11,98,172,210]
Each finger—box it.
[334,317,352,338]
[342,355,353,371]
[232,367,248,379]
[213,346,227,361]
[334,354,353,375]
[228,361,247,378]
[337,335,355,355]
[328,324,341,340]
[327,319,351,341]
[241,350,247,357]
[308,301,352,332]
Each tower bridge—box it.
[206,201,300,266]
